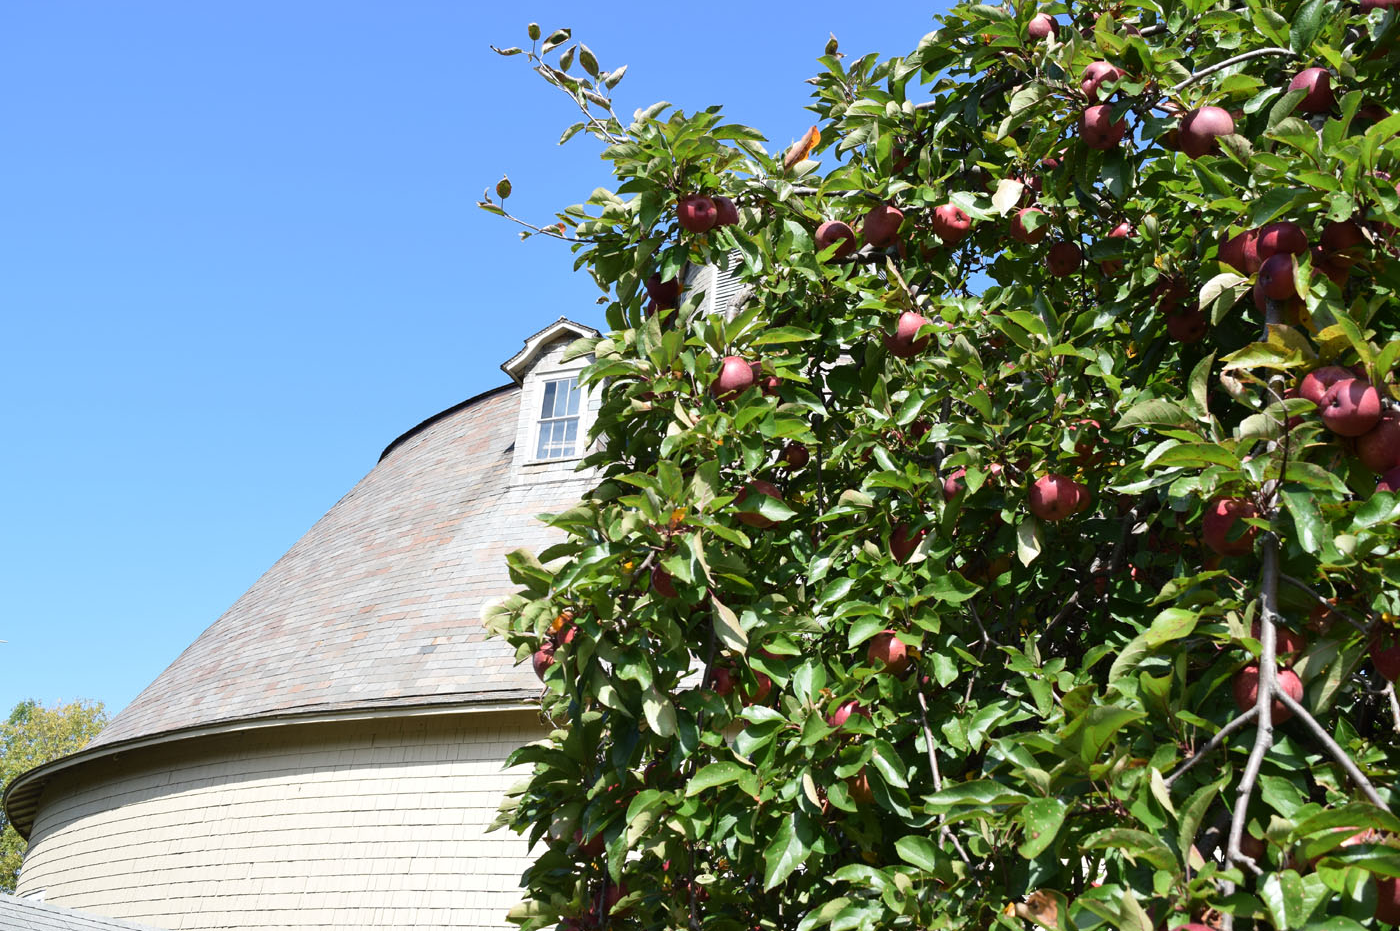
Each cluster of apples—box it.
[1028,472,1092,521]
[711,354,780,403]
[1219,216,1367,318]
[675,193,740,234]
[1232,621,1307,723]
[532,609,578,680]
[1295,364,1400,491]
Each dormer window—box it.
[535,376,581,460]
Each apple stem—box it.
[1169,47,1298,95]
[915,687,973,866]
[1163,704,1258,787]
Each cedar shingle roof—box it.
[87,383,590,749]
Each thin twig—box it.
[1165,705,1259,787]
[1387,683,1400,734]
[916,687,973,865]
[484,205,602,244]
[1275,688,1390,810]
[1279,574,1371,635]
[1170,48,1297,94]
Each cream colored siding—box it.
[17,713,546,931]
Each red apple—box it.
[1257,221,1309,260]
[1312,246,1350,287]
[1321,218,1365,256]
[1071,479,1092,513]
[1047,241,1083,276]
[1166,308,1208,343]
[932,204,972,244]
[1299,365,1355,407]
[1081,61,1126,98]
[645,272,681,309]
[1371,630,1400,681]
[1028,473,1080,521]
[1249,621,1308,660]
[713,355,757,401]
[885,310,931,359]
[862,204,905,248]
[1010,206,1048,244]
[713,195,740,228]
[710,666,735,696]
[1376,876,1400,924]
[1180,106,1235,159]
[735,480,784,528]
[782,442,810,468]
[1080,104,1128,149]
[651,565,678,599]
[1100,221,1134,275]
[677,194,718,233]
[847,769,876,804]
[943,467,967,501]
[1232,665,1304,722]
[1358,412,1400,472]
[815,220,858,259]
[1220,227,1261,274]
[575,828,605,859]
[827,699,867,728]
[867,630,909,675]
[1203,496,1258,556]
[1027,12,1058,40]
[1257,253,1297,300]
[743,670,773,705]
[890,523,926,562]
[1289,67,1335,113]
[1381,466,1400,494]
[533,643,557,680]
[1319,378,1382,436]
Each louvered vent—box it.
[683,251,747,318]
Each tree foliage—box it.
[1,698,106,892]
[485,5,1400,928]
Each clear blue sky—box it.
[0,3,945,719]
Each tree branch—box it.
[1274,688,1391,810]
[916,687,973,865]
[1279,574,1372,636]
[1165,705,1259,787]
[1170,48,1297,95]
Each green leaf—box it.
[1281,486,1326,554]
[1081,827,1177,870]
[641,684,677,737]
[687,760,750,795]
[712,594,749,653]
[1115,399,1191,429]
[1260,870,1307,930]
[1018,797,1067,858]
[1016,517,1041,567]
[869,739,909,788]
[895,835,942,871]
[763,812,813,889]
[1289,0,1326,52]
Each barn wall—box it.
[16,711,547,931]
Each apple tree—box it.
[483,5,1400,928]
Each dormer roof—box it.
[500,318,600,385]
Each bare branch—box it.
[1165,705,1259,787]
[1275,688,1391,810]
[1387,682,1400,734]
[1170,48,1298,94]
[916,687,973,866]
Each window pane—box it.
[564,378,580,415]
[540,381,557,418]
[564,419,578,444]
[536,420,553,459]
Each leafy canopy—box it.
[485,4,1400,929]
[1,698,106,892]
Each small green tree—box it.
[1,699,106,892]
[484,7,1400,929]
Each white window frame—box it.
[532,375,583,462]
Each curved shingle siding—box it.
[91,386,587,748]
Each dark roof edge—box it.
[378,382,517,462]
[3,693,540,839]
